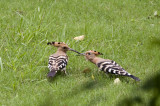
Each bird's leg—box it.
[61,68,67,75]
[103,69,113,79]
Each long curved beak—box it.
[76,53,85,56]
[68,48,81,54]
[80,53,85,56]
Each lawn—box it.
[0,0,160,105]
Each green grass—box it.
[0,0,160,105]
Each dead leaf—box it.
[91,74,95,80]
[82,68,91,73]
[114,78,121,84]
[74,35,85,41]
[154,11,158,16]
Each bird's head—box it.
[80,50,103,60]
[47,41,80,54]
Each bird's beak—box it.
[80,53,85,56]
[68,48,81,54]
[75,53,85,56]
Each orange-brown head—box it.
[80,50,103,61]
[47,41,80,54]
[47,42,67,47]
[85,50,103,56]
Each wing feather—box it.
[48,55,68,71]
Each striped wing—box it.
[97,60,129,76]
[48,55,68,71]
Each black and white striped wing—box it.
[97,60,140,81]
[97,60,129,76]
[48,55,68,71]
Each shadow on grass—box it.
[41,63,142,106]
[65,79,107,105]
[38,79,107,106]
[117,38,160,106]
[151,38,160,46]
[117,72,160,106]
[66,79,106,96]
[142,72,160,106]
[38,92,59,106]
[88,93,107,106]
[83,79,105,90]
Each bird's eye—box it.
[63,47,67,49]
[88,53,91,55]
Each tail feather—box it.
[128,75,140,81]
[48,71,57,78]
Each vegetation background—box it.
[0,0,160,105]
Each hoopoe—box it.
[80,50,140,81]
[47,41,80,78]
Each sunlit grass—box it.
[0,0,160,105]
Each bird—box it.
[47,41,80,78]
[80,50,140,81]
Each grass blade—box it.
[0,57,3,73]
